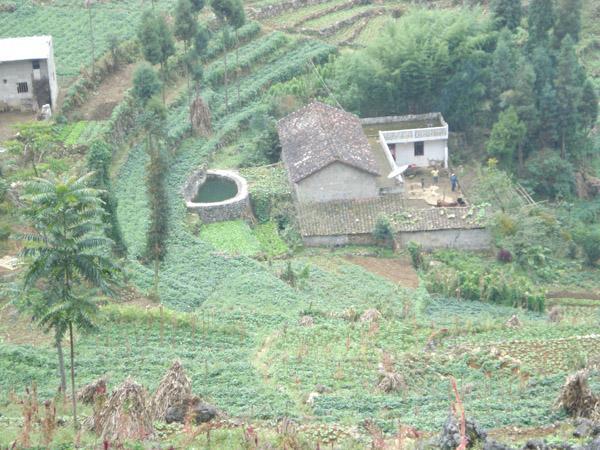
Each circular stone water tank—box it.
[183,169,250,223]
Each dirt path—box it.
[345,256,419,288]
[74,63,136,120]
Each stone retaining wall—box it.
[183,169,251,223]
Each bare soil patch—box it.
[0,111,37,142]
[345,256,419,288]
[0,301,51,346]
[547,290,600,300]
[74,63,136,120]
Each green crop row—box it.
[205,32,289,87]
[0,0,177,76]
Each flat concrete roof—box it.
[0,36,52,63]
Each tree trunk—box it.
[68,323,78,432]
[235,29,240,107]
[55,331,67,396]
[160,61,166,105]
[153,257,160,297]
[223,33,229,113]
[88,6,95,78]
[517,142,524,174]
[561,132,566,159]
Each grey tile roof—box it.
[277,101,380,183]
[296,196,486,237]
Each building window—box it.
[17,82,28,94]
[32,60,40,70]
[414,141,424,156]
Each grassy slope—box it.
[1,0,600,447]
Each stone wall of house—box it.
[295,161,379,203]
[395,228,491,250]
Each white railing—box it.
[382,126,448,143]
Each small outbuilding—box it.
[277,101,380,203]
[0,35,58,112]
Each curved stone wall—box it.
[183,169,251,223]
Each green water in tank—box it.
[193,176,238,203]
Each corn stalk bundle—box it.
[151,360,192,421]
[360,308,381,323]
[376,352,407,393]
[95,377,154,442]
[190,96,212,137]
[556,370,600,420]
[78,376,107,405]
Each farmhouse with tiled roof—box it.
[277,101,380,203]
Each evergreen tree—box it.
[553,0,582,46]
[579,80,598,133]
[531,45,555,100]
[527,0,554,48]
[228,0,246,107]
[555,35,584,158]
[142,99,169,295]
[86,141,127,256]
[138,10,163,65]
[537,82,560,147]
[211,0,232,112]
[486,106,527,169]
[132,63,162,105]
[491,30,518,104]
[174,0,197,51]
[501,56,538,169]
[137,11,175,104]
[189,0,205,13]
[490,0,522,30]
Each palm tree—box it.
[20,173,121,431]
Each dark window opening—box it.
[414,141,424,156]
[17,82,28,94]
[32,60,40,70]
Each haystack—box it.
[298,315,314,327]
[78,377,107,405]
[556,370,600,420]
[150,360,192,421]
[360,308,382,323]
[376,352,407,393]
[95,377,154,442]
[505,315,522,328]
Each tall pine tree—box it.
[490,0,522,30]
[553,0,582,46]
[555,35,584,158]
[527,0,554,48]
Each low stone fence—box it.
[183,169,251,223]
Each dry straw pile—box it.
[94,377,154,442]
[78,377,107,405]
[557,370,600,420]
[151,360,192,421]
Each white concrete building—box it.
[0,36,59,112]
[362,112,449,172]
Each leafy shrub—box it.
[240,165,292,223]
[407,241,424,270]
[497,249,512,263]
[523,149,575,200]
[373,215,393,244]
[574,226,600,267]
[0,223,10,241]
[0,177,8,203]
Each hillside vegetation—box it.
[0,0,599,448]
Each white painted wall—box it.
[393,139,447,167]
[0,55,57,111]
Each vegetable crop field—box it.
[1,0,600,447]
